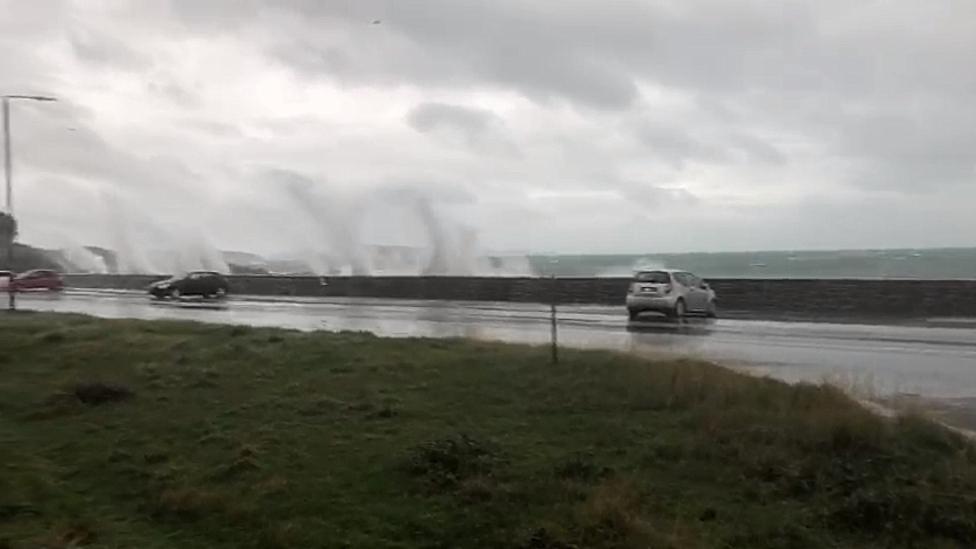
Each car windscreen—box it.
[633,271,670,284]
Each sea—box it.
[528,247,976,279]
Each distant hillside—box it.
[86,246,119,272]
[223,250,272,275]
[2,244,275,275]
[223,250,267,266]
[1,244,65,272]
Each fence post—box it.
[550,274,558,365]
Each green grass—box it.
[2,312,976,548]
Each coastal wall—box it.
[64,274,976,319]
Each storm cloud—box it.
[1,0,973,254]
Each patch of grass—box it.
[554,452,612,482]
[72,382,134,406]
[404,433,504,491]
[24,522,98,549]
[576,477,660,547]
[1,312,976,548]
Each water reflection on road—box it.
[17,291,976,406]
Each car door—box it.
[17,271,39,290]
[35,271,51,290]
[679,272,707,311]
[186,273,205,295]
[671,272,692,306]
[37,271,56,290]
[200,274,217,295]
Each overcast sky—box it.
[2,0,974,255]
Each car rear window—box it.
[634,271,670,283]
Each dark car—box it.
[149,271,229,300]
[11,269,64,292]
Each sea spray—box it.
[102,192,229,274]
[282,175,370,276]
[103,192,159,274]
[60,244,108,273]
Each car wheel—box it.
[670,299,686,319]
[706,300,718,318]
[215,287,227,299]
[170,288,181,300]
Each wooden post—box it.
[550,274,558,364]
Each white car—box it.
[626,269,717,320]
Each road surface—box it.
[15,290,976,428]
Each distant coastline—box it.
[530,247,976,279]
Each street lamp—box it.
[3,93,57,311]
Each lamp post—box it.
[3,94,57,311]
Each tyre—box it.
[215,287,227,299]
[170,288,181,300]
[669,299,686,319]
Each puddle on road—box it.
[149,299,230,311]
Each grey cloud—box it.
[839,112,976,192]
[406,102,519,155]
[638,125,727,169]
[268,0,646,109]
[159,0,974,193]
[259,1,867,106]
[185,119,243,138]
[265,0,973,190]
[10,104,200,200]
[68,28,149,70]
[637,122,785,170]
[263,168,477,206]
[773,192,976,250]
[147,78,200,106]
[4,0,975,253]
[374,180,478,206]
[728,133,786,165]
[165,0,269,30]
[613,179,699,209]
[408,102,496,135]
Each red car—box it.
[11,269,64,292]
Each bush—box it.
[404,434,503,489]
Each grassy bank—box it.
[2,313,976,548]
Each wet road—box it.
[17,290,976,406]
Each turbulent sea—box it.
[529,248,976,279]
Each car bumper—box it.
[626,294,678,312]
